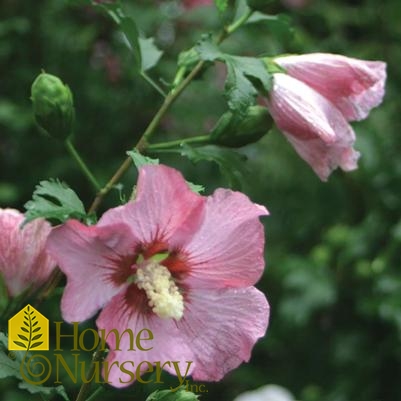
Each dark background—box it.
[1,1,400,400]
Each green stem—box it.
[135,60,206,151]
[65,139,101,192]
[75,347,104,401]
[34,268,64,307]
[226,8,253,35]
[140,71,167,97]
[88,60,206,213]
[147,135,211,151]
[85,386,105,401]
[172,65,188,90]
[87,9,253,214]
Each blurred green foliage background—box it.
[1,1,401,400]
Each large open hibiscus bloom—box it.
[0,208,56,297]
[47,164,269,387]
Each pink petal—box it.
[182,189,268,289]
[96,288,194,388]
[0,209,56,297]
[276,53,386,121]
[98,165,205,249]
[267,73,359,181]
[177,287,269,381]
[46,220,136,322]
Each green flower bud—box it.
[146,387,199,401]
[210,105,273,148]
[31,72,75,141]
[246,0,275,12]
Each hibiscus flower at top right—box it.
[264,53,386,181]
[274,53,386,122]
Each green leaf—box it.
[139,37,163,71]
[225,55,271,113]
[0,333,69,399]
[224,57,257,113]
[127,150,159,169]
[19,381,70,400]
[186,181,205,194]
[214,0,229,13]
[246,12,294,40]
[127,150,204,193]
[146,386,199,401]
[96,2,142,70]
[119,16,142,69]
[178,48,200,69]
[196,36,272,115]
[1,334,27,379]
[195,35,223,62]
[24,179,86,224]
[178,144,249,189]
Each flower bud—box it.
[210,105,273,147]
[146,387,199,401]
[31,72,75,141]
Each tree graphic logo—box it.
[8,304,49,351]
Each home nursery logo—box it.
[6,305,201,391]
[8,304,49,351]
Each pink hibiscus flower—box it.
[0,209,56,297]
[266,73,360,181]
[265,54,386,180]
[47,164,269,388]
[275,53,386,121]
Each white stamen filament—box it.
[136,261,184,320]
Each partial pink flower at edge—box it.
[0,209,56,297]
[275,53,387,121]
[46,164,270,388]
[266,73,360,181]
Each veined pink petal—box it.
[276,53,386,121]
[46,220,136,322]
[177,287,269,381]
[284,131,360,181]
[267,73,359,180]
[183,189,268,289]
[99,165,205,249]
[0,209,56,297]
[96,289,194,388]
